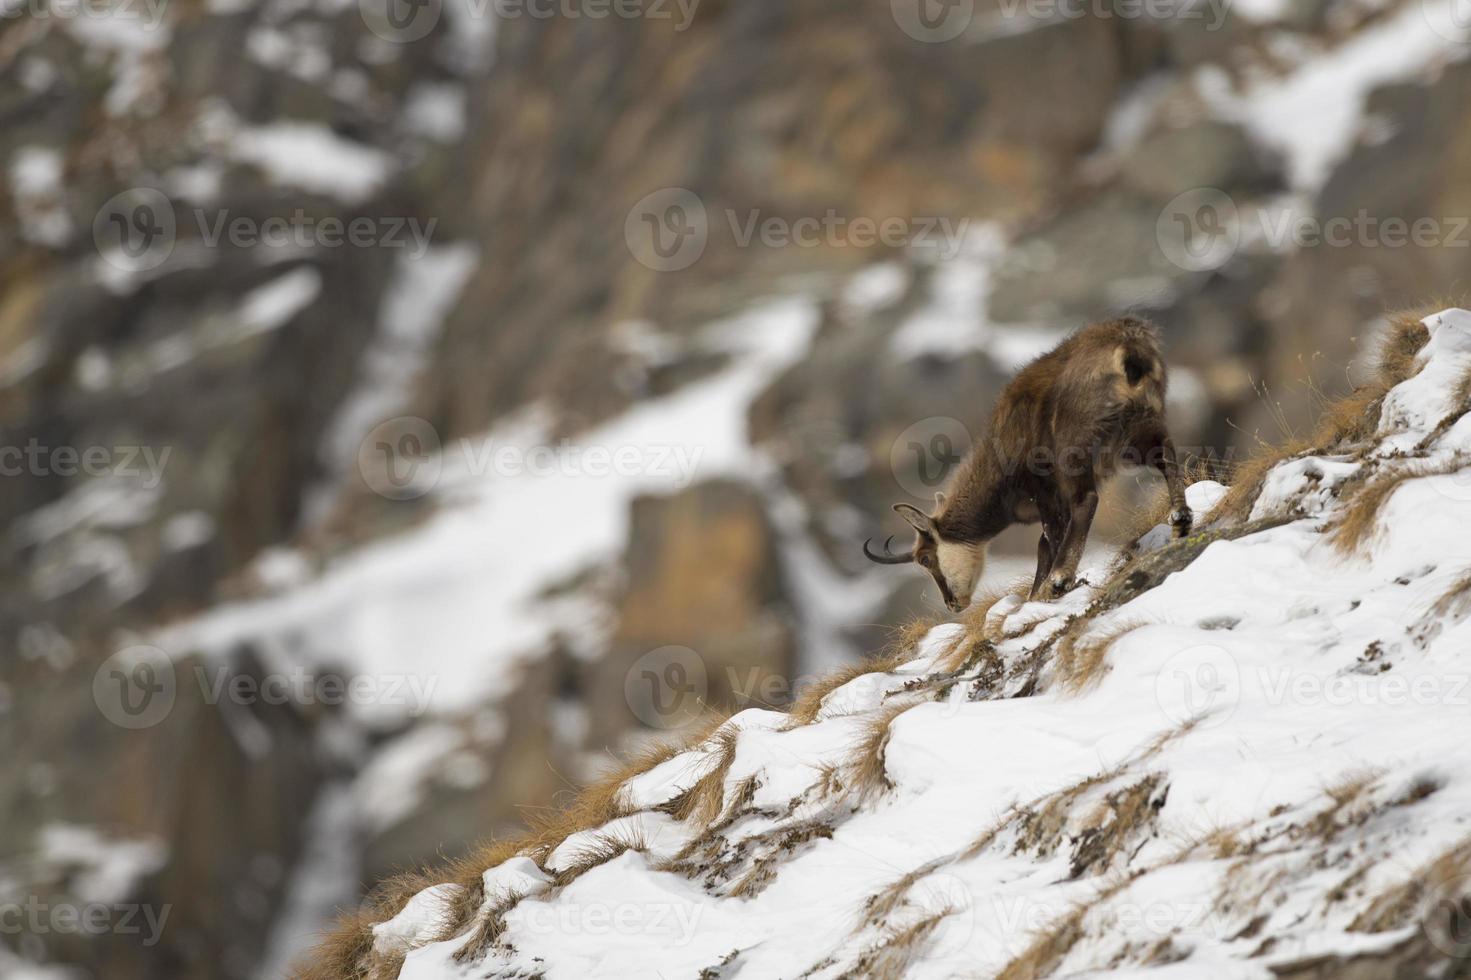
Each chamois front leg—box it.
[1048,488,1099,598]
[1028,532,1053,601]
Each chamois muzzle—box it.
[862,535,914,565]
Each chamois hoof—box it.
[1168,507,1193,539]
[1048,575,1075,599]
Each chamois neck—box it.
[935,454,1012,543]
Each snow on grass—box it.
[383,309,1471,979]
[155,298,820,722]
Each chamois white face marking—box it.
[935,539,986,613]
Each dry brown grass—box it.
[844,699,924,800]
[1300,769,1383,843]
[1417,362,1471,450]
[933,579,1032,674]
[1066,774,1167,880]
[1204,439,1310,526]
[992,896,1092,980]
[1330,458,1464,554]
[1114,457,1219,553]
[1053,618,1148,693]
[667,725,741,828]
[727,819,835,897]
[549,829,648,887]
[290,902,394,980]
[522,735,690,860]
[1207,309,1435,528]
[1430,571,1471,621]
[290,835,534,980]
[1376,308,1434,388]
[291,720,733,978]
[788,642,917,725]
[1203,826,1245,860]
[1349,834,1471,934]
[846,908,955,980]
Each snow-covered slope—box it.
[313,311,1471,980]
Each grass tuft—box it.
[846,908,955,980]
[1053,618,1147,693]
[788,643,917,725]
[1330,458,1463,554]
[844,699,923,800]
[667,725,741,828]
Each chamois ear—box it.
[892,503,936,536]
[934,491,947,509]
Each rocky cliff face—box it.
[3,0,1470,977]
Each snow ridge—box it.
[359,310,1471,980]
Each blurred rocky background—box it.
[1,0,1468,976]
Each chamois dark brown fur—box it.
[865,316,1191,608]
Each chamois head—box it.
[863,493,986,614]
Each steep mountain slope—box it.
[310,309,1471,979]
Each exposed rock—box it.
[589,480,795,741]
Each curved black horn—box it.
[862,535,915,565]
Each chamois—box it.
[864,316,1191,610]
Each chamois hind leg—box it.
[1137,422,1191,537]
[1048,487,1099,598]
